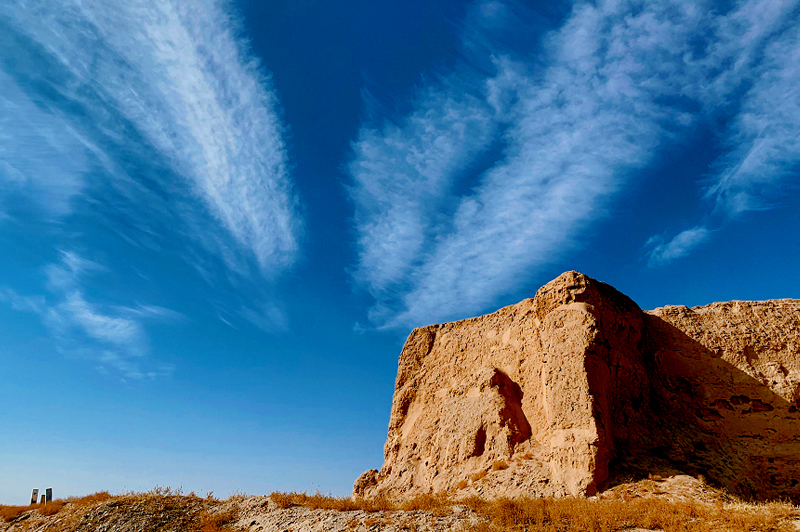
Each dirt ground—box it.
[2,475,799,532]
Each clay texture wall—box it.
[354,272,800,501]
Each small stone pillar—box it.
[40,494,46,505]
[46,488,53,503]
[30,489,38,505]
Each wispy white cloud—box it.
[349,84,497,299]
[0,0,300,274]
[0,251,177,379]
[0,0,301,342]
[644,0,800,265]
[239,303,289,334]
[705,17,800,215]
[700,0,799,101]
[646,226,712,267]
[0,70,88,216]
[350,0,704,327]
[112,304,187,322]
[350,0,800,327]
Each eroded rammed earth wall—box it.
[354,272,800,501]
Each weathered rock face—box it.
[355,272,800,501]
[645,301,800,501]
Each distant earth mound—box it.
[354,271,800,501]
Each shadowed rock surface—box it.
[354,271,800,501]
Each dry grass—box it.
[492,460,509,471]
[269,491,363,511]
[398,493,454,515]
[0,504,35,522]
[0,489,237,531]
[266,490,798,531]
[114,488,238,532]
[64,491,114,507]
[4,485,797,532]
[465,496,797,531]
[38,501,66,516]
[0,491,112,522]
[471,470,488,482]
[196,507,237,532]
[268,491,454,515]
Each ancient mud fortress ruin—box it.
[354,272,800,501]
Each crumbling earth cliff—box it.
[354,271,800,501]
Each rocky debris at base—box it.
[0,495,486,532]
[0,494,234,532]
[599,475,727,504]
[234,497,485,532]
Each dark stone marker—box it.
[30,489,38,505]
[46,488,53,502]
[40,494,45,505]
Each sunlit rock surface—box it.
[355,271,800,501]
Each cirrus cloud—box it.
[0,251,181,379]
[0,0,303,373]
[349,0,800,327]
[0,0,301,274]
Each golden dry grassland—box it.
[0,491,112,522]
[2,481,798,532]
[268,490,799,531]
[0,488,237,532]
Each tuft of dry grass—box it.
[491,460,509,472]
[64,491,113,507]
[399,493,453,516]
[456,479,469,490]
[196,507,237,532]
[0,504,36,522]
[269,491,362,511]
[471,470,488,482]
[38,501,66,516]
[357,496,396,512]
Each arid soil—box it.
[2,477,800,532]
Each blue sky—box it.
[0,0,798,504]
